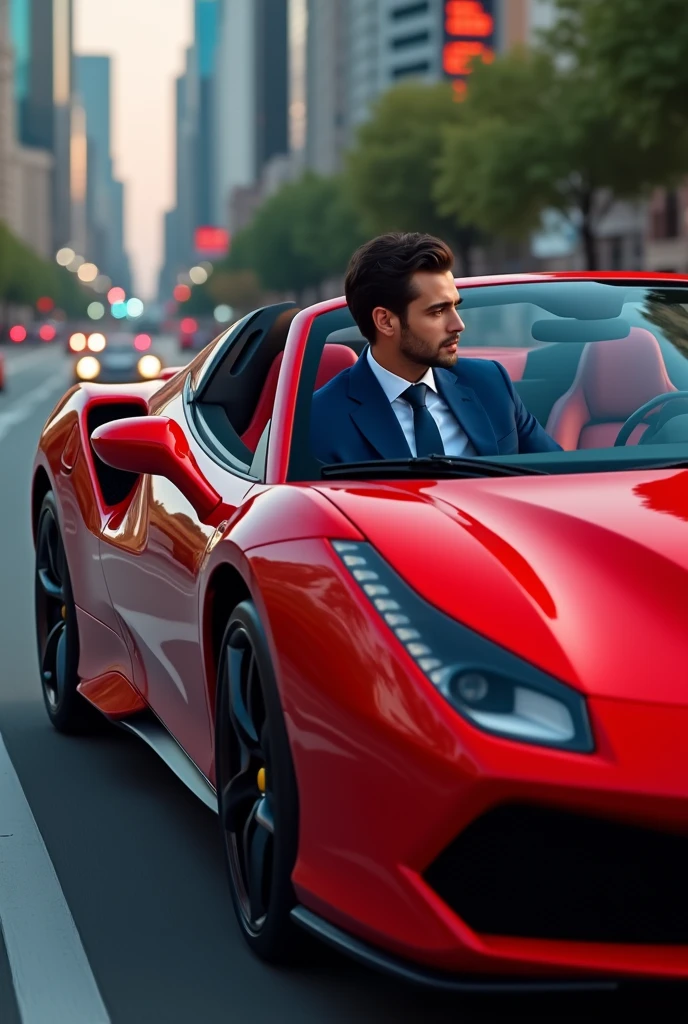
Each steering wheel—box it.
[614,391,688,446]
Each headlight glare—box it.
[332,541,593,753]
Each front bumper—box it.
[249,538,688,983]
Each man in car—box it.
[311,232,562,464]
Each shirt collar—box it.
[366,347,437,404]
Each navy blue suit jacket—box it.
[310,349,562,464]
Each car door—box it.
[99,305,298,777]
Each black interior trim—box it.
[193,303,299,435]
[87,402,146,506]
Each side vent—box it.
[87,402,146,507]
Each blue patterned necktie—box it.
[402,383,445,457]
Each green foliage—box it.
[548,0,688,145]
[435,48,686,268]
[345,81,477,270]
[0,221,87,315]
[204,173,364,299]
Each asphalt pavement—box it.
[0,338,686,1022]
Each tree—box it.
[216,173,364,302]
[345,81,478,275]
[548,0,688,147]
[434,49,686,269]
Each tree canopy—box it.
[548,0,688,146]
[345,81,477,273]
[0,221,88,316]
[435,48,687,269]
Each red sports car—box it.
[31,273,688,990]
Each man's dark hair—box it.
[344,232,454,343]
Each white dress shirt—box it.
[366,348,476,457]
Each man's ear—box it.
[371,306,396,337]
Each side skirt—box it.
[116,711,218,813]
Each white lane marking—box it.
[0,734,110,1023]
[0,372,71,443]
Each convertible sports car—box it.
[31,272,688,990]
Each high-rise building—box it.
[213,0,289,232]
[307,0,505,174]
[305,0,348,175]
[23,0,74,250]
[194,0,218,228]
[75,55,131,287]
[1,0,52,258]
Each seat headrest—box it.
[575,328,674,419]
[315,343,358,389]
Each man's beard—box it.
[399,325,460,369]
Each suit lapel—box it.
[434,367,498,455]
[348,353,412,459]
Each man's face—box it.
[397,270,465,369]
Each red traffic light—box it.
[37,296,55,313]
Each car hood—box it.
[316,470,688,705]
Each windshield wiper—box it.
[320,455,549,479]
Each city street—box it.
[0,340,683,1023]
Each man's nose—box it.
[450,310,465,332]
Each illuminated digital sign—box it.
[442,0,496,97]
[194,226,230,257]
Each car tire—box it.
[216,600,304,964]
[34,491,103,734]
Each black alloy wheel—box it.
[216,600,303,963]
[34,491,101,733]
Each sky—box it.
[74,0,193,299]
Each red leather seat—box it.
[241,343,358,451]
[545,328,677,450]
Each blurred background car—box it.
[69,328,165,384]
[3,319,66,345]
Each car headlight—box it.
[87,332,106,352]
[75,356,100,380]
[332,541,594,753]
[137,354,161,378]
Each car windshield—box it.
[287,280,688,481]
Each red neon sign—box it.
[442,0,496,88]
[445,0,493,38]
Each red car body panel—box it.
[30,272,688,983]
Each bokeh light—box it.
[134,334,151,351]
[87,333,106,352]
[111,301,127,319]
[180,317,197,334]
[87,302,105,320]
[126,298,144,318]
[67,254,84,273]
[189,266,208,285]
[214,304,234,323]
[36,296,54,313]
[107,286,126,304]
[173,284,191,302]
[138,355,162,378]
[94,275,111,293]
[77,262,99,283]
[55,247,75,266]
[76,356,100,380]
[69,332,87,352]
[39,324,56,341]
[9,325,27,342]
[199,261,213,276]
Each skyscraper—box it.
[194,0,218,229]
[9,0,74,251]
[75,55,131,286]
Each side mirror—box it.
[91,415,223,522]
